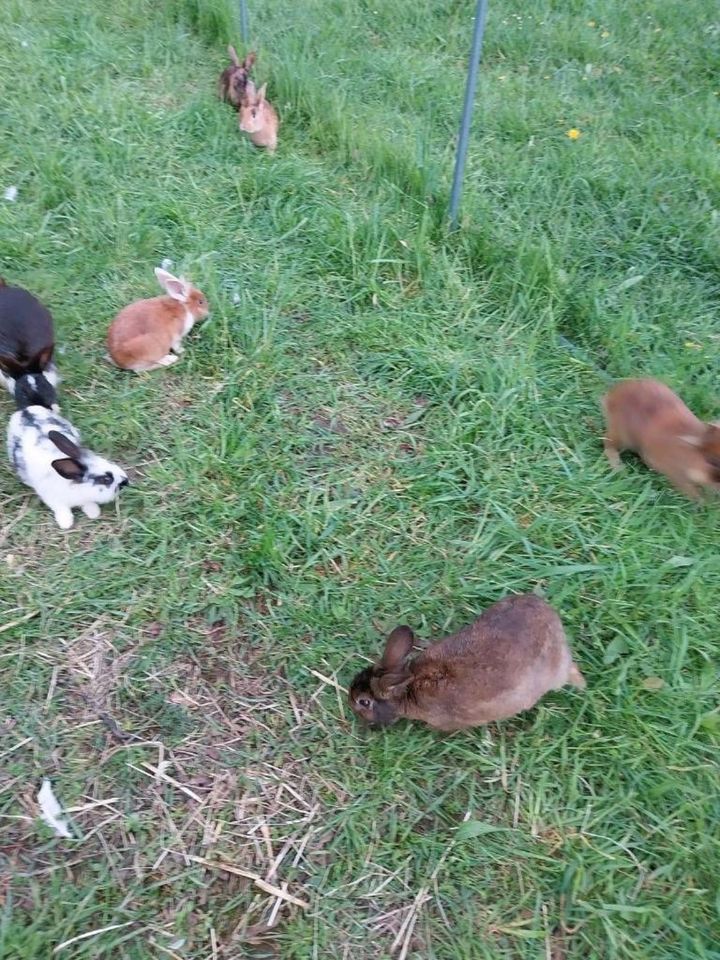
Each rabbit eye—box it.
[251,108,257,118]
[97,471,114,487]
[358,697,372,709]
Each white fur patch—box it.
[181,307,195,335]
[7,406,128,528]
[687,468,708,484]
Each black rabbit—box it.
[0,278,59,410]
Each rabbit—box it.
[602,379,720,501]
[0,278,60,410]
[7,405,129,529]
[10,370,60,411]
[348,594,585,732]
[238,81,279,152]
[106,268,209,372]
[219,46,256,109]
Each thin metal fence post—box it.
[448,0,489,229]
[239,0,249,44]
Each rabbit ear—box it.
[0,354,23,378]
[380,625,414,670]
[243,51,256,70]
[34,345,54,370]
[373,669,413,699]
[51,457,85,480]
[228,45,240,66]
[154,268,190,303]
[257,83,267,101]
[48,430,82,460]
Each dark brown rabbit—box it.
[602,379,720,500]
[349,594,585,732]
[0,277,59,409]
[218,46,256,109]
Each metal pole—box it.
[238,0,249,44]
[448,0,489,229]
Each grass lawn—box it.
[1,0,719,956]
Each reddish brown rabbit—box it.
[106,268,209,372]
[218,46,256,109]
[238,80,279,152]
[349,594,585,733]
[602,379,720,500]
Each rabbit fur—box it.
[0,278,59,409]
[602,379,720,500]
[349,594,585,732]
[238,80,279,152]
[8,405,128,529]
[106,268,209,372]
[219,46,256,108]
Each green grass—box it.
[1,0,719,956]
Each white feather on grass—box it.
[38,778,73,838]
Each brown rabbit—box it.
[238,81,279,152]
[348,594,585,733]
[602,379,720,500]
[106,268,209,372]
[218,46,256,109]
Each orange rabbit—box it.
[602,379,720,500]
[238,80,279,152]
[107,268,209,372]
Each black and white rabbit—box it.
[7,406,129,529]
[0,278,60,409]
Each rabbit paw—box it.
[156,354,178,367]
[82,502,101,519]
[54,507,74,529]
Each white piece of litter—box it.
[161,258,173,270]
[4,186,18,202]
[38,778,72,838]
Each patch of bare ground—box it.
[0,615,356,953]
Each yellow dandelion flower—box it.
[587,20,596,27]
[601,30,610,38]
[566,128,581,140]
[684,341,701,350]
